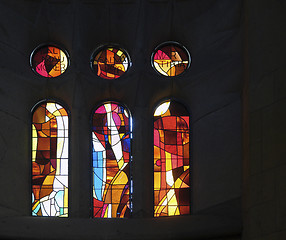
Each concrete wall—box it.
[0,0,242,239]
[243,0,286,239]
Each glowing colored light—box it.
[91,45,131,79]
[92,102,132,218]
[32,102,69,217]
[30,45,69,78]
[153,100,190,217]
[152,42,190,77]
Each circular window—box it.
[151,42,190,77]
[91,45,131,79]
[30,44,69,78]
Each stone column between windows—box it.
[131,106,154,218]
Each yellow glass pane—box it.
[117,158,124,170]
[168,205,178,216]
[168,193,178,206]
[154,172,161,190]
[165,152,172,171]
[113,171,128,185]
[116,50,123,56]
[175,207,180,215]
[42,175,55,185]
[64,187,68,209]
[174,176,183,188]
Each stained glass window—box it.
[92,102,132,218]
[30,44,69,78]
[154,100,190,217]
[91,45,131,79]
[151,42,190,77]
[32,101,69,217]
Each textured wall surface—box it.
[243,0,286,239]
[0,0,242,239]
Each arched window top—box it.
[31,101,69,217]
[32,100,70,118]
[153,99,190,217]
[94,101,131,116]
[154,99,189,117]
[151,42,191,77]
[90,45,131,80]
[30,44,69,78]
[92,101,132,218]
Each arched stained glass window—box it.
[92,102,132,218]
[32,101,69,217]
[153,100,190,217]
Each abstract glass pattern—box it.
[92,102,132,218]
[32,102,69,217]
[30,45,69,77]
[91,46,130,79]
[152,42,190,77]
[154,100,190,217]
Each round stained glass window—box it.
[91,45,131,80]
[151,42,190,77]
[30,44,69,78]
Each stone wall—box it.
[243,0,286,239]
